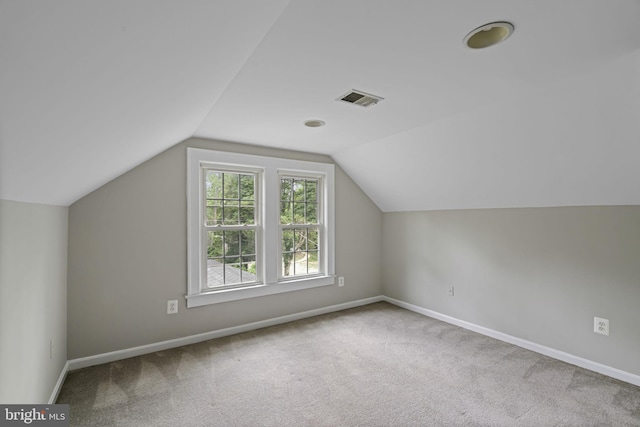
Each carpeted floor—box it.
[57,302,640,426]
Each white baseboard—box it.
[67,296,384,371]
[48,361,69,404]
[382,296,640,387]
[62,294,640,389]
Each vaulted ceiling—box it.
[2,1,639,210]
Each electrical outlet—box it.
[167,300,178,314]
[594,317,609,336]
[448,286,454,296]
[338,277,344,287]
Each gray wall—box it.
[0,199,68,403]
[383,207,640,376]
[67,138,382,359]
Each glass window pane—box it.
[223,204,239,225]
[281,202,292,224]
[224,231,240,257]
[205,206,215,226]
[282,229,294,252]
[207,231,224,258]
[239,174,254,200]
[282,252,294,277]
[306,203,317,224]
[294,252,308,275]
[224,173,239,199]
[295,228,308,252]
[206,172,257,226]
[224,263,242,285]
[308,228,319,250]
[206,257,224,288]
[305,180,317,201]
[241,230,255,255]
[209,240,256,284]
[241,255,257,282]
[293,180,305,201]
[279,226,320,278]
[293,203,306,224]
[214,205,224,225]
[280,178,292,201]
[239,207,255,225]
[206,171,223,199]
[308,251,319,274]
[206,200,223,226]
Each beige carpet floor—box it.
[57,302,640,426]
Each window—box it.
[280,176,321,278]
[203,169,259,288]
[187,148,335,307]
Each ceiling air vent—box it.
[337,89,383,107]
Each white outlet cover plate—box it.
[167,300,178,314]
[594,316,609,336]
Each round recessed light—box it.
[464,22,514,49]
[304,119,326,128]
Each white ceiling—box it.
[2,1,640,210]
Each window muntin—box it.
[280,176,322,278]
[205,171,256,226]
[202,169,259,289]
[281,228,319,277]
[205,230,257,287]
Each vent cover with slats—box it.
[337,90,384,107]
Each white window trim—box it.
[187,148,335,307]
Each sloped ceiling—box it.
[0,0,290,205]
[1,1,640,210]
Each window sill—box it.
[186,275,336,307]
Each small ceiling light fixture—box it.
[304,119,326,128]
[464,21,514,49]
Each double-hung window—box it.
[203,168,260,289]
[187,148,335,307]
[279,175,322,279]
